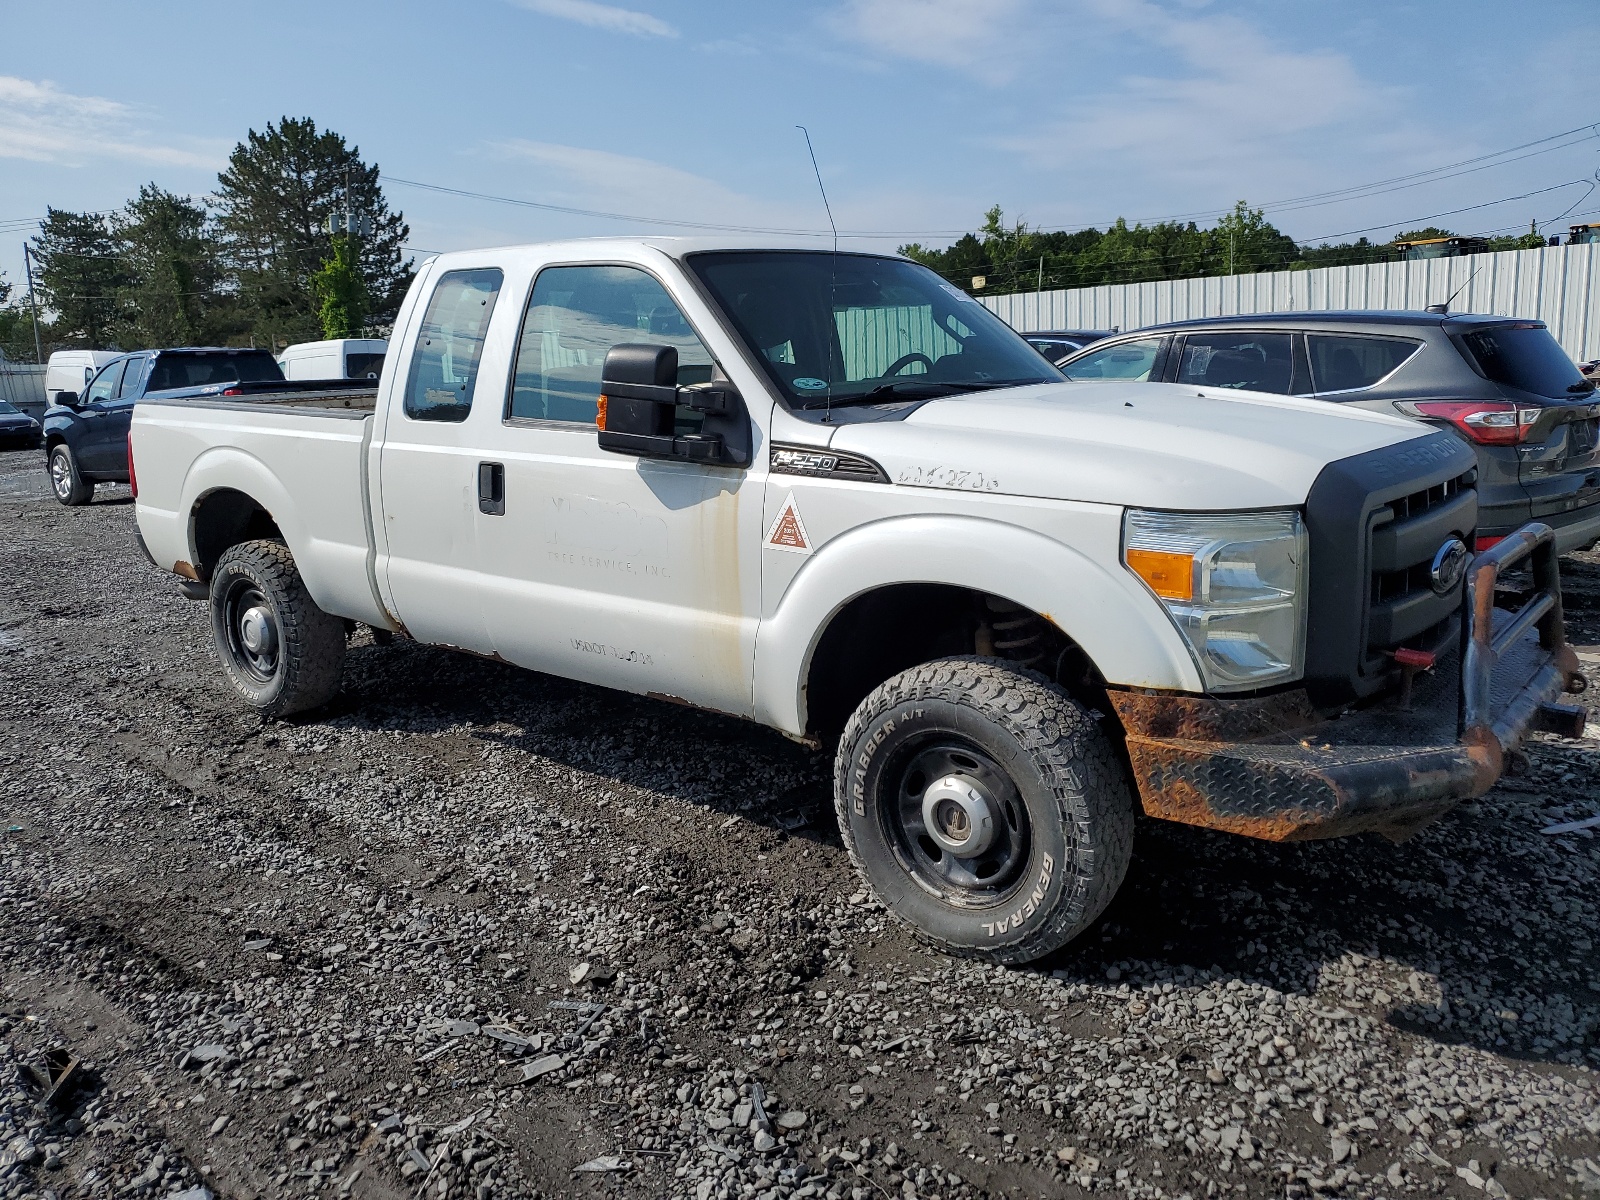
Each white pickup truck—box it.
[132,238,1588,963]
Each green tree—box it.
[311,235,367,339]
[111,184,229,349]
[214,116,411,348]
[1206,201,1301,275]
[31,208,123,347]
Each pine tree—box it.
[112,185,228,349]
[32,208,122,347]
[213,117,410,348]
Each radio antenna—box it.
[797,125,839,422]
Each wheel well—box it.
[191,489,283,580]
[803,584,1108,740]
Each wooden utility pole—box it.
[22,243,43,364]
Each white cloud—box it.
[824,0,1027,79]
[0,76,223,169]
[488,139,827,233]
[510,0,677,38]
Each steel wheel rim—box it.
[222,579,280,683]
[50,452,70,497]
[883,736,1031,904]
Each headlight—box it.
[1123,509,1307,692]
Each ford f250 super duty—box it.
[131,239,1589,963]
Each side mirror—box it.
[56,391,80,408]
[597,344,750,466]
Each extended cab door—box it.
[469,258,765,718]
[376,265,506,653]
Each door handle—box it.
[477,461,505,515]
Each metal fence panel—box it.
[982,243,1600,362]
[0,359,47,419]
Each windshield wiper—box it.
[798,378,1047,409]
[1567,379,1597,394]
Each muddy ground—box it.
[1,444,1597,1200]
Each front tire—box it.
[210,539,345,717]
[48,445,93,506]
[833,656,1134,964]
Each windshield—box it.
[686,251,1059,407]
[0,401,17,415]
[147,351,284,392]
[1459,323,1590,398]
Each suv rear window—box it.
[346,352,385,379]
[1308,334,1420,393]
[1460,323,1589,398]
[148,352,284,392]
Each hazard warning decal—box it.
[764,493,812,554]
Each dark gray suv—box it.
[1056,312,1600,552]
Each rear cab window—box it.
[1307,334,1420,394]
[1459,322,1591,398]
[404,269,504,422]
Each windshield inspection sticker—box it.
[764,493,812,554]
[792,377,830,391]
[938,282,978,304]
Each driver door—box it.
[471,261,765,718]
[76,358,127,473]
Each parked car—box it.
[277,337,388,381]
[1056,312,1600,552]
[45,349,122,406]
[130,238,1585,964]
[1020,329,1114,363]
[42,347,373,506]
[0,399,42,448]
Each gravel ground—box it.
[1,443,1598,1200]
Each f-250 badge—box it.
[764,493,811,554]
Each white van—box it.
[45,350,122,405]
[276,338,387,381]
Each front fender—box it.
[752,512,1204,735]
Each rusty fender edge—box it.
[1108,650,1584,846]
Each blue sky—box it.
[3,0,1599,301]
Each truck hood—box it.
[828,380,1436,510]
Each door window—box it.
[507,264,714,424]
[116,356,146,397]
[1307,334,1420,394]
[85,360,125,403]
[404,269,504,422]
[1175,332,1294,393]
[1061,337,1163,381]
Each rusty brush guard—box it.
[1111,523,1589,843]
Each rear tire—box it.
[833,656,1134,964]
[48,445,93,506]
[209,539,345,717]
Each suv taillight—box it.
[1410,400,1539,445]
[128,436,138,498]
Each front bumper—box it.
[1110,523,1588,843]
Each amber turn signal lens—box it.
[596,394,608,430]
[1125,548,1194,601]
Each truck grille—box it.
[1363,471,1476,670]
[1302,430,1480,706]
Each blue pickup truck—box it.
[42,347,372,505]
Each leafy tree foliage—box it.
[902,205,1547,297]
[311,235,368,339]
[214,117,410,348]
[32,208,122,347]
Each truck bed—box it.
[131,393,388,628]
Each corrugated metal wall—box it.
[981,243,1600,362]
[0,358,47,418]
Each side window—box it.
[1175,332,1294,394]
[85,360,126,403]
[116,357,146,398]
[1308,334,1420,394]
[1061,337,1163,381]
[507,264,714,425]
[404,269,503,423]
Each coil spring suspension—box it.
[982,596,1049,668]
